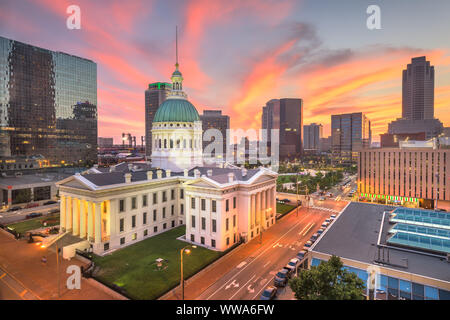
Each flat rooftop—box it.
[0,173,71,188]
[312,202,450,283]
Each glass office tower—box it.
[0,36,97,166]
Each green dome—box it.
[153,98,200,123]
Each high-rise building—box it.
[279,98,303,160]
[303,123,323,154]
[402,56,434,121]
[0,36,97,166]
[200,110,230,157]
[331,112,371,165]
[145,82,172,158]
[388,57,443,140]
[261,98,302,160]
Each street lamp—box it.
[40,239,60,298]
[180,244,197,300]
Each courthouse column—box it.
[80,200,87,238]
[94,202,101,244]
[255,192,260,226]
[87,201,94,241]
[72,198,79,236]
[66,196,73,232]
[60,195,66,232]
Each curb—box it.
[86,278,129,300]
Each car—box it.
[274,269,289,287]
[287,258,299,271]
[26,212,43,219]
[302,240,312,251]
[297,250,307,260]
[310,233,319,242]
[25,203,39,209]
[7,206,21,212]
[281,198,290,203]
[325,218,331,223]
[330,214,337,219]
[317,228,325,234]
[321,222,329,228]
[43,200,57,205]
[260,286,277,300]
[283,265,294,278]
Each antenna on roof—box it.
[175,25,179,68]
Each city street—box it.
[162,198,348,300]
[0,203,59,225]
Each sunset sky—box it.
[1,0,449,143]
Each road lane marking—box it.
[205,212,314,300]
[236,261,247,269]
[302,223,315,236]
[253,277,274,300]
[229,275,256,300]
[298,222,312,235]
[272,242,279,248]
[0,273,6,280]
[225,279,239,290]
[263,261,271,268]
[20,289,28,297]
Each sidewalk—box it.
[0,230,120,300]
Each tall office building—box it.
[331,112,371,165]
[261,98,302,160]
[200,110,230,157]
[303,123,323,154]
[388,57,442,139]
[145,82,172,157]
[402,56,434,121]
[0,36,97,166]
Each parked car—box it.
[7,206,21,212]
[286,258,299,272]
[297,250,307,260]
[304,240,312,248]
[325,218,331,223]
[310,233,319,242]
[281,198,290,203]
[317,228,325,235]
[330,214,337,220]
[260,286,277,300]
[25,203,39,209]
[49,208,60,214]
[26,212,43,219]
[283,266,294,278]
[321,222,329,228]
[43,200,57,205]
[274,269,290,287]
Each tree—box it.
[289,255,366,300]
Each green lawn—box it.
[7,214,59,234]
[92,226,222,300]
[276,203,295,215]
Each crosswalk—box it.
[309,206,339,213]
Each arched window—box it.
[170,139,173,148]
[164,139,167,148]
[177,140,180,148]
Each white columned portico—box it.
[94,202,101,244]
[255,192,260,227]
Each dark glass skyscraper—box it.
[145,82,171,157]
[331,112,371,165]
[0,36,97,166]
[200,110,230,156]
